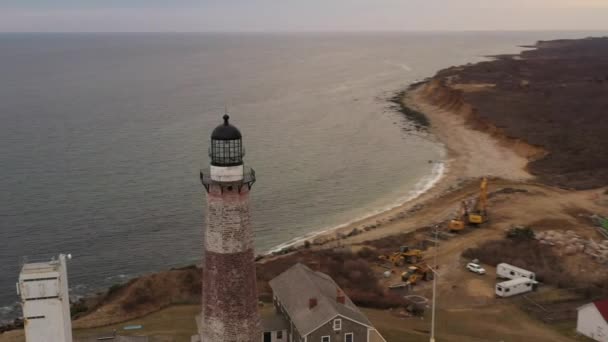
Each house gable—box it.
[307,315,369,342]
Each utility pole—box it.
[430,225,439,342]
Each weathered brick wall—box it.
[205,185,253,254]
[201,184,260,342]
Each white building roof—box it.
[19,259,62,281]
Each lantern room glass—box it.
[210,139,243,166]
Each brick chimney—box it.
[337,289,346,304]
[309,297,318,309]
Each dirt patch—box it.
[465,278,494,298]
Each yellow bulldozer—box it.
[379,246,424,266]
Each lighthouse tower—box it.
[198,114,260,341]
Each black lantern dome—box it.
[209,114,244,167]
[211,114,242,140]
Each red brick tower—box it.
[198,114,260,341]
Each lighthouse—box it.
[197,114,260,341]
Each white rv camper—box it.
[496,263,535,280]
[495,278,537,298]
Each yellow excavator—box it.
[379,246,424,266]
[448,201,468,232]
[468,177,488,225]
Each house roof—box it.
[269,263,373,336]
[594,299,608,322]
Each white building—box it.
[16,254,73,342]
[577,299,608,342]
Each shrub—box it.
[349,290,407,309]
[505,226,535,240]
[121,285,154,312]
[356,247,379,260]
[70,300,88,318]
[108,283,124,296]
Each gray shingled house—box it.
[262,263,386,342]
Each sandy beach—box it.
[276,83,537,251]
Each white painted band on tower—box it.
[210,165,244,182]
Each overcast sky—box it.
[1,0,608,32]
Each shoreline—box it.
[263,87,444,255]
[263,82,535,256]
[265,158,447,254]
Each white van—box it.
[496,263,535,281]
[495,278,537,298]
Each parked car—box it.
[466,262,486,275]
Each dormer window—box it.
[333,318,342,331]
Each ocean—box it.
[1,31,604,321]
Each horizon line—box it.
[1,29,608,34]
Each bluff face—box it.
[421,37,608,190]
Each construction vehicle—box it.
[401,267,421,285]
[378,246,424,266]
[448,201,468,232]
[401,264,434,284]
[378,253,404,267]
[399,246,424,264]
[468,177,488,225]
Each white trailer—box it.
[496,263,535,280]
[495,278,537,298]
